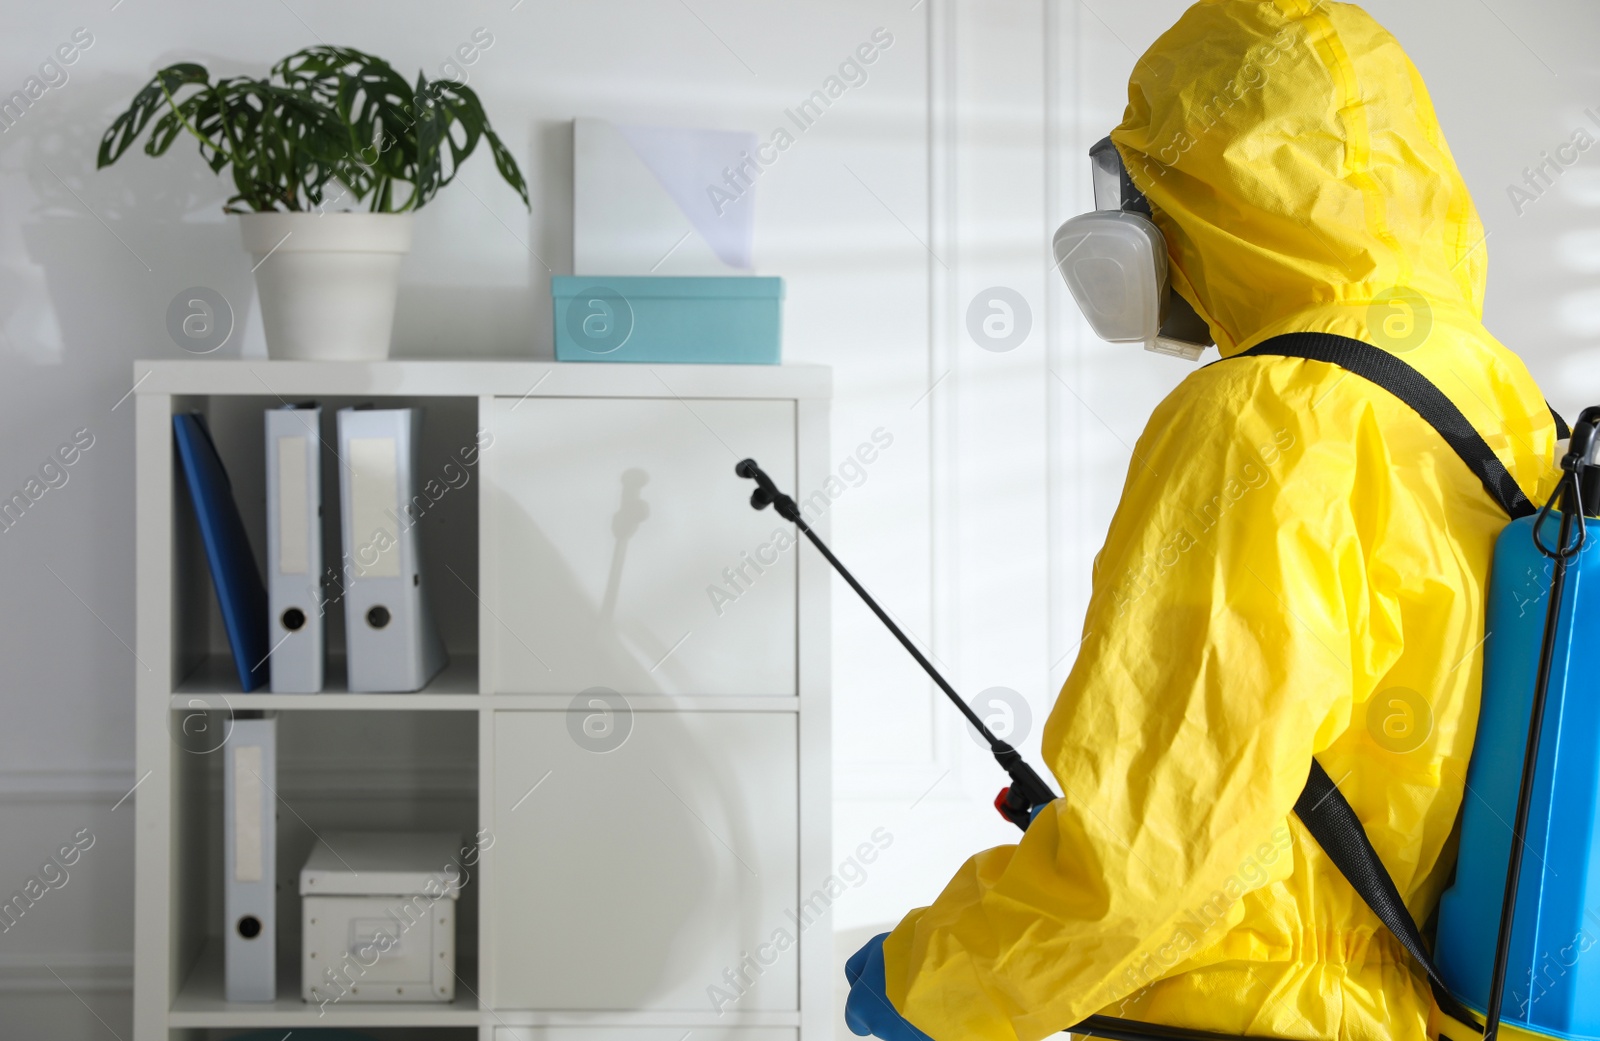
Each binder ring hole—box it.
[366,606,391,629]
[236,915,262,939]
[281,607,306,632]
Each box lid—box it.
[299,831,465,899]
[552,275,784,300]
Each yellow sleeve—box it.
[881,371,1397,1041]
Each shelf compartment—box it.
[167,710,481,1032]
[170,939,480,1027]
[484,396,798,698]
[169,393,480,696]
[490,710,798,1012]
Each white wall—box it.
[1,0,1597,1036]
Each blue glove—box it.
[844,933,934,1041]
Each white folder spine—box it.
[266,406,324,693]
[336,407,448,692]
[224,718,276,1002]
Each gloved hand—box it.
[844,933,934,1041]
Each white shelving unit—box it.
[133,360,833,1041]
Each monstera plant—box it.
[98,46,529,359]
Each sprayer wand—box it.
[736,458,1056,829]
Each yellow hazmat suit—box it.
[881,2,1563,1039]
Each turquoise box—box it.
[552,276,783,364]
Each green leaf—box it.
[97,63,209,168]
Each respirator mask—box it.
[1053,136,1214,361]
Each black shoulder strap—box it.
[1226,331,1563,1033]
[1236,332,1537,520]
[1294,762,1482,1029]
[1551,404,1571,441]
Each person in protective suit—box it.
[844,1,1562,1039]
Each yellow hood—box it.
[1112,0,1488,357]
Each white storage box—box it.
[300,831,463,1005]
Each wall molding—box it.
[1044,0,1082,699]
[0,763,476,803]
[0,951,133,993]
[0,767,136,803]
[926,0,963,782]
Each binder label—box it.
[277,436,310,574]
[233,744,264,883]
[349,437,401,577]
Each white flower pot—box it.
[239,212,413,361]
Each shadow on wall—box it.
[600,467,651,621]
[11,65,268,367]
[490,472,708,688]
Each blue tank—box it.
[1436,510,1600,1038]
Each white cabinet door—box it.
[491,710,799,1012]
[487,397,797,696]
